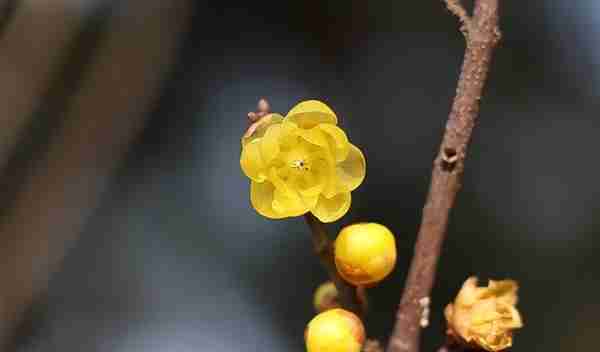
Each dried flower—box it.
[444,277,524,352]
[305,308,365,352]
[334,223,397,286]
[240,100,366,223]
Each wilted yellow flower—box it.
[240,100,366,223]
[334,223,396,286]
[444,277,524,352]
[305,308,365,352]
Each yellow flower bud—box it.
[444,277,524,352]
[313,281,340,313]
[305,308,365,352]
[334,223,397,286]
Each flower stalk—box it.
[305,213,363,316]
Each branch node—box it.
[442,147,458,166]
[418,297,431,328]
[493,26,502,44]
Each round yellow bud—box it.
[305,308,365,352]
[313,281,340,313]
[334,222,397,286]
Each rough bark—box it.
[387,1,501,352]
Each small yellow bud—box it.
[444,277,524,352]
[334,223,397,286]
[313,281,340,313]
[305,308,365,352]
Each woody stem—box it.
[304,213,363,316]
[386,1,501,352]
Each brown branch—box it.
[304,213,363,316]
[387,1,501,352]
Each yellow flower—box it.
[240,100,366,223]
[305,308,365,352]
[334,223,396,286]
[444,277,524,352]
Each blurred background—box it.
[0,1,599,351]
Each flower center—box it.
[291,159,310,171]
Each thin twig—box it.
[387,1,501,352]
[444,0,471,26]
[304,213,363,316]
[444,0,472,35]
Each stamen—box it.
[291,159,309,171]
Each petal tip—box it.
[286,100,338,128]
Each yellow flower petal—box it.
[295,158,328,197]
[319,124,349,162]
[270,168,309,216]
[240,140,267,182]
[269,167,296,198]
[260,124,283,165]
[336,144,366,192]
[242,113,284,146]
[297,127,329,148]
[316,152,340,199]
[485,280,519,305]
[300,193,320,211]
[506,306,524,328]
[278,121,302,150]
[445,277,523,352]
[273,189,309,217]
[455,277,480,306]
[286,100,338,128]
[250,181,286,219]
[311,192,351,223]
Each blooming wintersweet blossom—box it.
[444,277,524,352]
[240,100,366,223]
